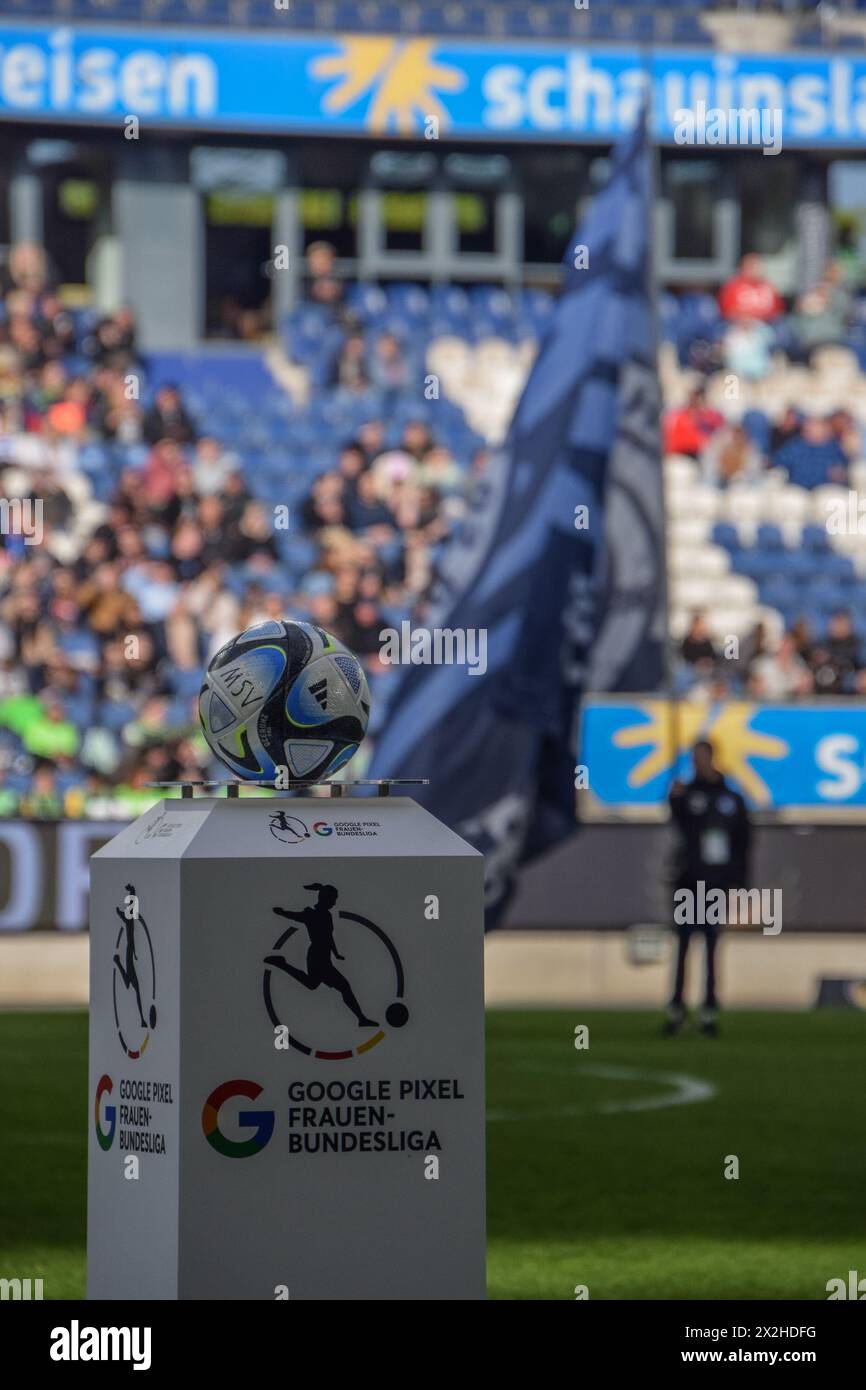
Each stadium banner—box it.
[0,819,123,931]
[0,798,864,933]
[581,696,866,813]
[2,24,866,146]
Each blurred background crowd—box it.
[663,249,866,699]
[1,235,866,816]
[0,238,483,816]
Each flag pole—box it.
[642,51,682,800]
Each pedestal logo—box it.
[112,883,158,1059]
[262,881,409,1060]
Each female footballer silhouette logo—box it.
[268,810,309,845]
[112,882,157,1059]
[262,882,408,1060]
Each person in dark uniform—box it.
[664,739,751,1037]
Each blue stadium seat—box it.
[417,4,469,34]
[275,535,320,572]
[711,522,740,552]
[760,578,802,614]
[97,700,137,733]
[164,697,193,727]
[659,292,680,335]
[801,523,833,553]
[385,283,430,320]
[785,551,825,582]
[824,553,857,581]
[163,664,204,700]
[16,0,835,41]
[671,16,711,43]
[755,523,785,552]
[469,284,515,324]
[5,772,34,796]
[56,770,86,794]
[517,289,556,340]
[742,410,771,454]
[63,694,96,729]
[731,550,780,581]
[503,7,573,37]
[78,443,111,475]
[429,284,472,324]
[116,443,150,471]
[345,284,389,321]
[274,0,318,24]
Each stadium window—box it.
[454,192,495,256]
[367,149,436,256]
[191,146,285,340]
[206,193,273,228]
[516,148,587,268]
[58,179,98,221]
[42,168,107,291]
[204,194,275,339]
[445,152,512,258]
[737,156,800,259]
[830,161,866,287]
[300,189,357,260]
[379,191,427,253]
[663,159,719,262]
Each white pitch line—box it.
[487,1062,716,1122]
[591,1063,717,1114]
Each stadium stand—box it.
[660,252,866,699]
[3,0,864,49]
[3,225,866,816]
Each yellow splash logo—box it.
[613,701,789,806]
[311,38,466,134]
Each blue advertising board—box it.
[0,23,865,145]
[580,698,866,813]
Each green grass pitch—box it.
[1,1008,863,1300]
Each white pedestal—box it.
[87,796,486,1300]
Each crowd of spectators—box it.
[677,250,861,375]
[2,235,866,818]
[667,248,866,699]
[0,239,476,816]
[666,251,866,489]
[678,608,866,699]
[664,384,858,490]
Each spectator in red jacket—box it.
[663,388,724,458]
[719,254,784,322]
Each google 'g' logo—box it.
[202,1079,275,1158]
[95,1074,116,1151]
[313,821,332,836]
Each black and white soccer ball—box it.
[199,620,370,783]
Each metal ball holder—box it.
[146,778,430,799]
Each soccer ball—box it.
[198,620,371,783]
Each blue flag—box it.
[369,113,665,924]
